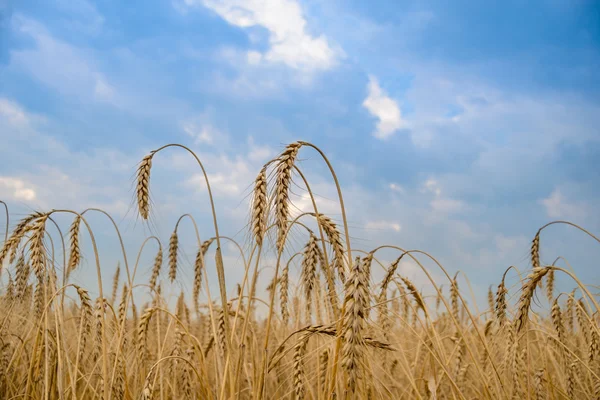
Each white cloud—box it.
[540,188,587,220]
[365,220,401,232]
[0,98,30,127]
[363,75,404,140]
[94,78,115,101]
[421,178,466,215]
[247,137,274,162]
[422,178,442,197]
[0,177,37,201]
[494,234,527,254]
[388,182,405,193]
[181,0,339,71]
[183,122,216,145]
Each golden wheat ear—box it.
[136,153,153,220]
[251,166,268,247]
[168,229,178,283]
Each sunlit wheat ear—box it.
[301,232,319,319]
[378,290,390,341]
[67,215,81,274]
[319,349,329,392]
[193,238,213,309]
[33,279,44,318]
[6,274,15,301]
[111,263,120,305]
[149,247,162,293]
[380,255,403,297]
[29,214,49,281]
[546,269,554,303]
[0,212,40,265]
[174,291,184,322]
[531,230,540,269]
[74,285,93,361]
[590,327,599,362]
[251,166,268,246]
[193,247,203,308]
[137,153,153,220]
[565,289,575,332]
[341,256,368,394]
[495,279,508,327]
[551,298,565,342]
[141,368,155,400]
[534,368,545,400]
[451,273,459,321]
[397,284,409,322]
[168,230,178,283]
[576,299,588,338]
[401,277,425,314]
[279,264,289,325]
[137,307,154,363]
[15,254,30,299]
[361,253,374,318]
[183,303,191,327]
[293,332,310,399]
[180,360,193,399]
[566,361,576,398]
[112,352,125,400]
[453,337,465,379]
[0,343,11,381]
[487,285,494,314]
[274,142,302,251]
[217,307,226,356]
[316,213,346,283]
[511,346,526,398]
[93,297,105,362]
[118,284,128,326]
[515,266,550,333]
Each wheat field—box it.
[0,141,598,400]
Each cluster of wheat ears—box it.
[0,141,598,400]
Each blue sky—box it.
[1,0,599,304]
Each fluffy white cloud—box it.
[183,122,217,145]
[0,98,30,127]
[0,177,37,201]
[363,75,404,139]
[94,78,115,101]
[388,182,405,193]
[421,178,466,215]
[540,188,587,220]
[181,0,339,71]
